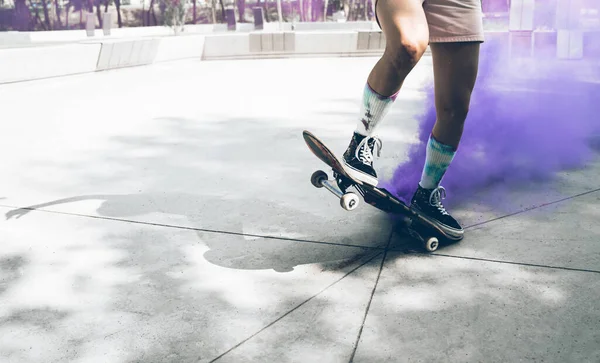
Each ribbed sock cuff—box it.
[419,134,456,189]
[366,82,400,101]
[355,82,398,136]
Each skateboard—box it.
[302,130,463,252]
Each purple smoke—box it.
[384,36,600,209]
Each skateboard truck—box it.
[311,170,360,211]
[310,168,441,251]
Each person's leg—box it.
[343,0,429,186]
[410,0,483,238]
[419,41,480,188]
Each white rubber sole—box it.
[412,206,464,240]
[343,162,379,186]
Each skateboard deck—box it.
[302,130,462,252]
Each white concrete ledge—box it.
[249,32,293,53]
[155,34,206,63]
[204,30,385,60]
[557,30,583,59]
[0,43,101,83]
[0,30,387,82]
[294,31,358,54]
[0,31,31,46]
[1,29,598,84]
[356,30,385,50]
[95,38,159,71]
[292,21,377,31]
[202,33,251,58]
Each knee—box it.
[385,36,428,72]
[438,98,471,124]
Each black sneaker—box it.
[410,185,464,239]
[342,132,382,186]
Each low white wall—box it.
[0,31,31,46]
[154,34,206,63]
[57,33,204,73]
[557,30,583,59]
[294,31,359,55]
[94,38,160,71]
[202,33,251,58]
[204,30,384,59]
[0,43,101,83]
[292,21,377,31]
[0,29,384,82]
[1,29,597,84]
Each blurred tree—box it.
[114,0,122,27]
[237,0,244,21]
[13,0,31,30]
[54,0,62,28]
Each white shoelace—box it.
[355,136,382,164]
[429,186,449,216]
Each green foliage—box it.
[162,0,186,30]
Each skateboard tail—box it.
[303,132,334,167]
[302,130,362,186]
[303,131,345,172]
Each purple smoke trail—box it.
[384,36,600,209]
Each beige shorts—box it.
[375,0,485,43]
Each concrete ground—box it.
[0,56,599,363]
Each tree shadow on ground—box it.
[5,191,390,273]
[0,255,27,296]
[5,110,408,276]
[3,84,600,362]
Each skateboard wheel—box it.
[425,237,439,252]
[311,170,328,188]
[340,193,359,211]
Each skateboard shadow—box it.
[5,192,392,273]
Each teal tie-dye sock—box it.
[419,134,456,189]
[355,83,399,136]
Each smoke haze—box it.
[384,36,600,208]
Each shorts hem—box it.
[429,35,485,43]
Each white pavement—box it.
[0,57,599,363]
